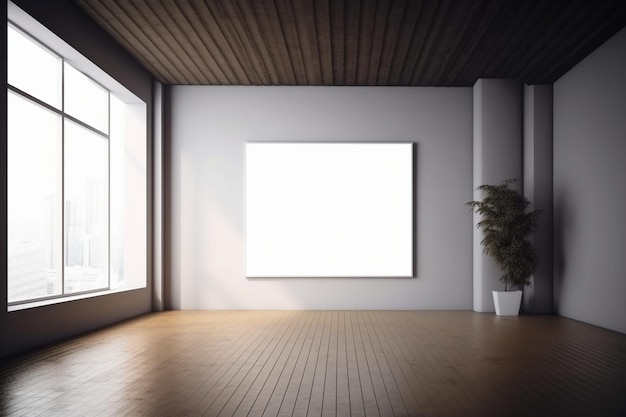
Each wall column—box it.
[523,84,554,314]
[153,81,165,312]
[472,79,523,312]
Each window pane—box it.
[110,96,147,290]
[64,120,109,293]
[7,24,62,109]
[7,91,63,302]
[8,4,149,308]
[64,63,109,133]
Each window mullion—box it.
[107,91,111,291]
[7,85,62,116]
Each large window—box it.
[7,16,147,306]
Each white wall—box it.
[553,28,626,333]
[169,86,473,309]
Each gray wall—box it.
[523,84,554,314]
[1,0,153,357]
[553,28,626,334]
[168,86,473,309]
[472,79,523,312]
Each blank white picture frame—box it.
[245,142,415,278]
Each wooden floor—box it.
[1,311,625,417]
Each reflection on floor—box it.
[1,310,625,416]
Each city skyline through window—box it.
[7,20,147,305]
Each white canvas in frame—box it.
[245,142,414,278]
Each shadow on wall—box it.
[552,189,572,312]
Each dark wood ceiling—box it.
[73,0,626,86]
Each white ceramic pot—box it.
[492,290,523,316]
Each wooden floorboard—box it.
[2,311,626,417]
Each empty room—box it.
[2,0,626,416]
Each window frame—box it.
[6,10,148,308]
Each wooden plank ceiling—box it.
[73,0,626,86]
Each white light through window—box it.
[6,13,147,306]
[63,120,109,294]
[7,24,62,109]
[7,91,63,301]
[64,63,109,134]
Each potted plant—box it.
[467,179,541,316]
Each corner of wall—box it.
[523,84,554,314]
[472,79,523,312]
[552,28,626,333]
